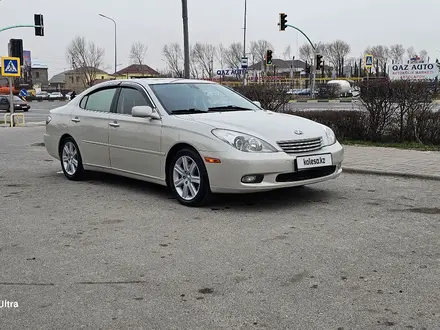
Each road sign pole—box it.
[9,77,14,127]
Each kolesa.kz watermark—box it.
[0,300,19,309]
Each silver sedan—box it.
[44,78,344,206]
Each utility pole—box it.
[181,0,190,79]
[242,0,247,85]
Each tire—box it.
[59,137,84,181]
[168,148,212,207]
[23,108,29,112]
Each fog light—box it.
[241,174,263,183]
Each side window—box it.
[79,95,88,109]
[85,88,116,112]
[116,87,151,115]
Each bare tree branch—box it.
[130,42,148,65]
[192,43,216,78]
[283,45,292,60]
[66,36,105,88]
[250,40,274,64]
[389,44,405,63]
[323,40,351,76]
[163,43,183,78]
[364,45,389,67]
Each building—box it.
[63,67,109,93]
[113,64,160,79]
[48,71,67,90]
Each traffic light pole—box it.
[285,24,317,98]
[0,25,41,33]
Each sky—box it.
[0,0,438,79]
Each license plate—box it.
[296,154,333,169]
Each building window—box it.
[101,76,104,79]
[69,77,73,83]
[35,72,40,79]
[76,77,80,83]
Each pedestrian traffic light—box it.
[316,54,323,70]
[34,14,44,36]
[8,39,23,64]
[266,50,273,66]
[279,13,288,31]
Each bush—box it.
[233,83,290,111]
[316,83,340,99]
[284,109,440,146]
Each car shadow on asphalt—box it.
[81,171,336,211]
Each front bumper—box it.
[201,142,344,193]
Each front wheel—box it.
[169,149,212,207]
[60,137,84,180]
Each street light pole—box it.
[181,0,190,79]
[242,0,247,85]
[99,14,117,74]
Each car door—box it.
[108,83,163,179]
[0,97,9,110]
[69,86,119,169]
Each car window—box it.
[149,83,260,113]
[85,88,116,112]
[116,87,151,115]
[79,96,88,109]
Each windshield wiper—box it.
[170,108,209,114]
[208,105,253,111]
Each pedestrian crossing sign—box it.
[1,56,21,77]
[365,54,374,68]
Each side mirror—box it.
[132,105,160,119]
[253,101,261,108]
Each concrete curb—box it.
[343,167,440,181]
[289,99,354,103]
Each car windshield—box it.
[149,83,261,114]
[13,96,23,102]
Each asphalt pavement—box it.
[0,127,439,329]
[0,100,67,123]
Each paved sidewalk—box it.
[342,145,440,180]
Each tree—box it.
[250,40,274,64]
[189,45,201,79]
[66,36,105,88]
[192,43,216,78]
[163,43,184,78]
[323,40,351,77]
[223,42,243,69]
[283,45,292,60]
[407,46,416,60]
[299,44,314,63]
[364,45,389,67]
[129,41,149,74]
[389,44,405,63]
[419,49,428,62]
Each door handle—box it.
[71,117,80,123]
[109,121,119,127]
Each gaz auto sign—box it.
[389,62,439,80]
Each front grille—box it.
[277,137,323,154]
[276,166,336,182]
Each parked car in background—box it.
[0,95,30,112]
[36,91,49,99]
[49,92,64,99]
[44,78,344,207]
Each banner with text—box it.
[389,62,439,80]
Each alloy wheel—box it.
[172,155,201,201]
[62,141,79,176]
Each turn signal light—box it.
[204,157,221,164]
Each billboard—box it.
[389,62,439,80]
[23,50,31,67]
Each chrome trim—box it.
[277,137,323,154]
[109,144,165,156]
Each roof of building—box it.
[114,64,160,76]
[49,71,67,84]
[64,67,108,75]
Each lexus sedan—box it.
[44,78,344,206]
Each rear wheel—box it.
[60,137,84,180]
[169,149,211,207]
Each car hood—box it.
[174,110,327,143]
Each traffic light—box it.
[8,39,23,64]
[34,14,44,36]
[279,13,288,31]
[266,50,273,66]
[305,61,311,74]
[316,54,323,70]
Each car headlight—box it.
[323,125,336,146]
[211,129,277,153]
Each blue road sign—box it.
[1,57,21,77]
[365,54,374,68]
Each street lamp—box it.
[99,13,117,74]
